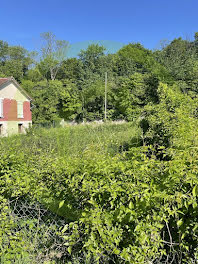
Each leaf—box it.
[192,185,198,197]
[68,246,72,254]
[129,201,134,209]
[88,199,97,207]
[113,248,120,254]
[177,219,183,227]
[62,224,68,233]
[59,200,65,209]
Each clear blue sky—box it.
[0,0,198,55]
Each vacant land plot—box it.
[0,120,198,264]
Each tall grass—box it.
[0,122,141,158]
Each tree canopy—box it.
[1,32,198,123]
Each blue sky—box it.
[0,0,198,56]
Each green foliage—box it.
[0,102,198,262]
[140,82,198,148]
[58,144,198,263]
[80,79,106,121]
[21,79,82,123]
[58,80,82,120]
[112,73,159,121]
[1,32,198,263]
[0,43,34,81]
[24,67,44,82]
[1,34,198,123]
[27,80,63,123]
[56,58,81,81]
[25,41,172,123]
[78,44,106,70]
[155,36,198,97]
[116,43,171,81]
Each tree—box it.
[112,73,159,120]
[56,58,82,81]
[78,44,106,65]
[28,80,63,123]
[154,36,198,97]
[0,43,34,81]
[155,38,195,81]
[58,80,82,121]
[79,79,106,121]
[78,44,106,79]
[39,32,69,80]
[115,43,171,82]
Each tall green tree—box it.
[0,43,34,81]
[112,73,159,120]
[116,43,171,82]
[56,58,82,81]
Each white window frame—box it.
[17,101,24,118]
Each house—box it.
[0,77,32,136]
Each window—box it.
[0,99,3,118]
[17,102,23,118]
[18,124,23,134]
[0,124,2,135]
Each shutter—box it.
[17,102,23,118]
[0,99,3,118]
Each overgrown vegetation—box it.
[0,32,197,123]
[1,96,198,263]
[0,33,198,263]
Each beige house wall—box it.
[0,121,32,136]
[0,82,29,102]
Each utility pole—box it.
[104,72,107,121]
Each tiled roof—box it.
[0,78,9,86]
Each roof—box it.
[0,77,32,100]
[0,78,9,86]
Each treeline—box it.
[0,33,198,123]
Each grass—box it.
[0,121,141,158]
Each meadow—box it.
[0,121,140,157]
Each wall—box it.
[0,121,32,136]
[0,82,28,101]
[1,99,32,121]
